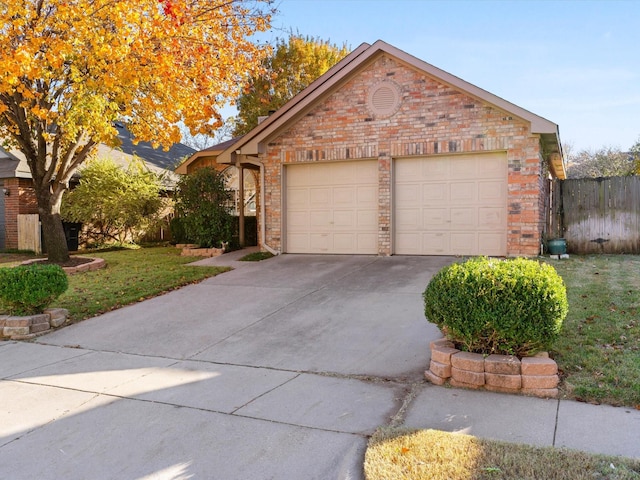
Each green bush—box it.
[0,264,69,315]
[423,257,568,356]
[174,167,234,248]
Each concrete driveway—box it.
[0,254,452,479]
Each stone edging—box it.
[0,308,69,340]
[176,244,225,257]
[425,338,559,398]
[21,257,106,274]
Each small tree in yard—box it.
[61,157,164,246]
[174,167,234,248]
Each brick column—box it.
[378,154,391,255]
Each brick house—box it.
[178,40,566,256]
[0,123,195,250]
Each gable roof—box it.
[213,40,565,178]
[174,135,244,175]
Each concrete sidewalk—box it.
[1,252,638,479]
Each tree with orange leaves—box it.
[0,0,273,262]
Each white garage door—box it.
[395,153,508,256]
[286,161,378,254]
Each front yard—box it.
[1,249,637,407]
[0,246,229,323]
[549,255,640,407]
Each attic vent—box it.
[367,81,401,117]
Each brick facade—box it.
[260,54,548,256]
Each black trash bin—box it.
[63,222,82,251]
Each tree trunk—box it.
[35,189,70,264]
[39,209,70,263]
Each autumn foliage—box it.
[0,0,272,262]
[234,34,349,135]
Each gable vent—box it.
[367,81,401,117]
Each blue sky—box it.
[252,0,640,152]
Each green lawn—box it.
[549,255,640,407]
[48,246,229,322]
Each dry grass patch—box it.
[365,428,640,480]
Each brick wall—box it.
[263,54,546,255]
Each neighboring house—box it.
[0,123,196,250]
[178,40,566,257]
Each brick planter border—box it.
[426,338,559,399]
[0,308,69,340]
[21,257,106,274]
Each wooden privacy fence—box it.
[17,214,42,254]
[551,176,640,254]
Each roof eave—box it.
[220,40,565,177]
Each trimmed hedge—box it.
[0,264,69,315]
[423,257,568,356]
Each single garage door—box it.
[395,153,508,256]
[286,161,378,254]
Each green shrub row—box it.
[0,264,68,315]
[423,257,568,356]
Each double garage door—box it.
[285,153,507,256]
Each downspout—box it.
[243,158,280,255]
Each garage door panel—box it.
[450,157,478,179]
[450,233,477,254]
[478,207,506,229]
[421,232,449,254]
[449,182,477,204]
[422,209,448,229]
[396,208,420,230]
[477,154,507,178]
[333,233,356,251]
[287,233,309,252]
[309,210,331,228]
[357,233,378,251]
[287,188,309,207]
[357,161,379,182]
[397,184,420,203]
[357,185,378,205]
[478,181,506,201]
[450,208,477,229]
[478,233,507,256]
[422,157,448,180]
[309,188,331,205]
[423,184,447,204]
[287,165,309,185]
[288,211,309,229]
[333,210,355,228]
[333,187,356,205]
[286,161,378,254]
[395,154,507,256]
[309,233,331,251]
[395,232,419,254]
[357,209,378,228]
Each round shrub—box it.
[423,257,568,356]
[0,264,69,315]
